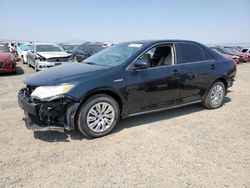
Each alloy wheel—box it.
[210,84,224,106]
[86,102,115,133]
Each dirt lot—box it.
[0,62,249,188]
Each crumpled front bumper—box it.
[18,88,80,133]
[36,61,72,71]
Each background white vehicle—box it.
[26,43,72,71]
[16,43,32,64]
[241,48,250,54]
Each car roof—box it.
[33,42,59,45]
[82,42,106,46]
[120,39,203,45]
[20,43,32,46]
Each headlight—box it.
[31,84,75,99]
[8,55,15,62]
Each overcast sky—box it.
[0,0,249,44]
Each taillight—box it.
[233,59,238,65]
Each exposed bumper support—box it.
[18,88,80,133]
[23,113,65,133]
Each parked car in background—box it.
[210,46,246,62]
[241,47,250,55]
[17,43,32,64]
[8,41,28,59]
[224,46,250,62]
[210,47,239,64]
[27,43,72,71]
[8,42,15,51]
[8,41,26,50]
[0,44,16,73]
[18,40,236,138]
[72,42,107,62]
[232,46,243,52]
[60,44,79,54]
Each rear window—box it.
[0,45,9,53]
[88,45,106,53]
[78,44,88,51]
[241,49,248,53]
[177,43,212,64]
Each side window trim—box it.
[126,43,177,71]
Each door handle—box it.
[172,69,180,77]
[211,64,216,70]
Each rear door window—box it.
[176,43,212,64]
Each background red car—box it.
[0,44,17,74]
[224,46,249,62]
[211,48,239,65]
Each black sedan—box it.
[18,40,236,138]
[72,42,107,62]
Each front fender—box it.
[81,86,126,104]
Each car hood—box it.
[36,52,71,59]
[0,52,11,61]
[24,62,111,86]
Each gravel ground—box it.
[0,62,249,188]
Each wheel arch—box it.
[73,88,125,131]
[216,77,228,89]
[78,87,125,117]
[202,76,228,101]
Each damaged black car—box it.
[18,40,236,138]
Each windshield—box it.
[19,44,31,51]
[216,48,231,54]
[82,43,143,67]
[89,45,106,53]
[224,48,236,54]
[36,44,63,52]
[63,45,79,51]
[0,45,10,53]
[230,48,239,53]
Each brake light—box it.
[233,59,238,65]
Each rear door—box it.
[175,42,215,103]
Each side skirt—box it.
[127,100,201,117]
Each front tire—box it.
[77,94,120,138]
[202,81,226,109]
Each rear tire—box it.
[202,81,226,109]
[77,94,120,138]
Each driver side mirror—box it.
[133,60,150,70]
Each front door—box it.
[124,44,182,115]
